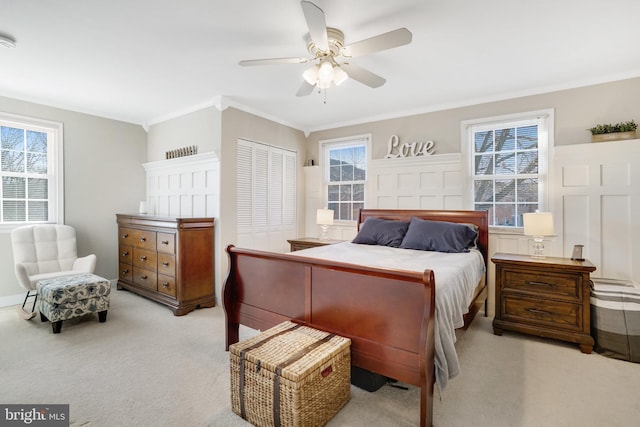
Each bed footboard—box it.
[223,245,436,427]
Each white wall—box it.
[0,96,147,303]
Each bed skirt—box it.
[590,279,640,363]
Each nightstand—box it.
[287,237,344,252]
[491,253,597,353]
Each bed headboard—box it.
[357,209,489,266]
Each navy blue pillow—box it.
[400,217,478,253]
[352,217,410,247]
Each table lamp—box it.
[316,208,334,241]
[523,212,554,258]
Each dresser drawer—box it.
[502,295,582,332]
[119,245,132,264]
[131,229,156,250]
[119,262,132,281]
[133,248,157,270]
[133,267,157,290]
[157,253,176,277]
[157,232,175,254]
[501,269,581,301]
[119,227,135,245]
[158,274,176,297]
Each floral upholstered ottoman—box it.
[36,273,111,333]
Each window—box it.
[465,110,552,228]
[320,135,369,222]
[0,112,63,227]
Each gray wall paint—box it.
[306,77,640,161]
[0,96,147,299]
[146,106,222,162]
[219,107,307,300]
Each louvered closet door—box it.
[236,139,297,252]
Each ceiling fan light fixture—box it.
[302,65,319,85]
[333,66,348,86]
[318,60,334,79]
[317,78,332,89]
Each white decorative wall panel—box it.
[601,195,631,279]
[562,195,589,255]
[367,153,463,209]
[554,139,640,282]
[143,152,220,218]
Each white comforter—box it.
[290,241,485,392]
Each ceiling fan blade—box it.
[301,1,328,51]
[239,57,309,66]
[342,28,412,58]
[296,81,316,97]
[341,63,386,88]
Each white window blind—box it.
[236,139,296,252]
[0,112,63,228]
[465,110,551,228]
[320,135,369,222]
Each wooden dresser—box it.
[116,214,215,315]
[492,252,596,353]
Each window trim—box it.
[319,133,371,224]
[461,109,554,231]
[0,112,64,232]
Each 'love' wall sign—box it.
[384,134,435,159]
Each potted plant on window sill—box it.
[588,120,637,143]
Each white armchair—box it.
[11,224,96,318]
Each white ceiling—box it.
[1,0,639,133]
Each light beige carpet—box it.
[1,287,638,426]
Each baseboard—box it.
[0,293,24,308]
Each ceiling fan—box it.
[239,1,412,97]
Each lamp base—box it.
[319,224,329,241]
[531,237,546,258]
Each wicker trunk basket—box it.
[229,321,351,427]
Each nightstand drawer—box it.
[503,295,582,332]
[502,269,581,301]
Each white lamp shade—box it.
[316,208,334,225]
[302,65,319,85]
[523,212,554,236]
[333,66,348,86]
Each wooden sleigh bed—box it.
[223,209,489,427]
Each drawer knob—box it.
[121,269,129,274]
[140,256,147,261]
[140,275,147,280]
[140,237,146,242]
[162,282,169,288]
[162,261,169,267]
[121,251,129,256]
[121,233,128,238]
[162,240,169,245]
